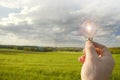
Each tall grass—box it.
[0,49,119,80]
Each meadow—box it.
[0,49,120,80]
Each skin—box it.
[78,41,115,80]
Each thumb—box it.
[85,41,98,61]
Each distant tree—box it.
[23,47,32,51]
[109,47,120,54]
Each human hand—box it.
[78,41,114,80]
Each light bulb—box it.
[81,20,96,41]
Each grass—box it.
[0,49,120,80]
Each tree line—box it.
[0,45,119,53]
[0,45,82,52]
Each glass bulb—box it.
[81,20,96,41]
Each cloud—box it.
[0,0,120,47]
[116,35,120,40]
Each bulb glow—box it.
[81,20,96,41]
[87,25,92,33]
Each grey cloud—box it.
[0,0,120,47]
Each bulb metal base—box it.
[86,38,93,41]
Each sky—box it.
[0,0,120,47]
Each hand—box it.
[78,41,114,80]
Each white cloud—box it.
[0,0,120,47]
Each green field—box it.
[0,49,120,80]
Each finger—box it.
[84,48,101,56]
[95,48,102,56]
[93,42,106,49]
[85,41,98,60]
[83,49,86,54]
[78,55,86,64]
[93,42,111,56]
